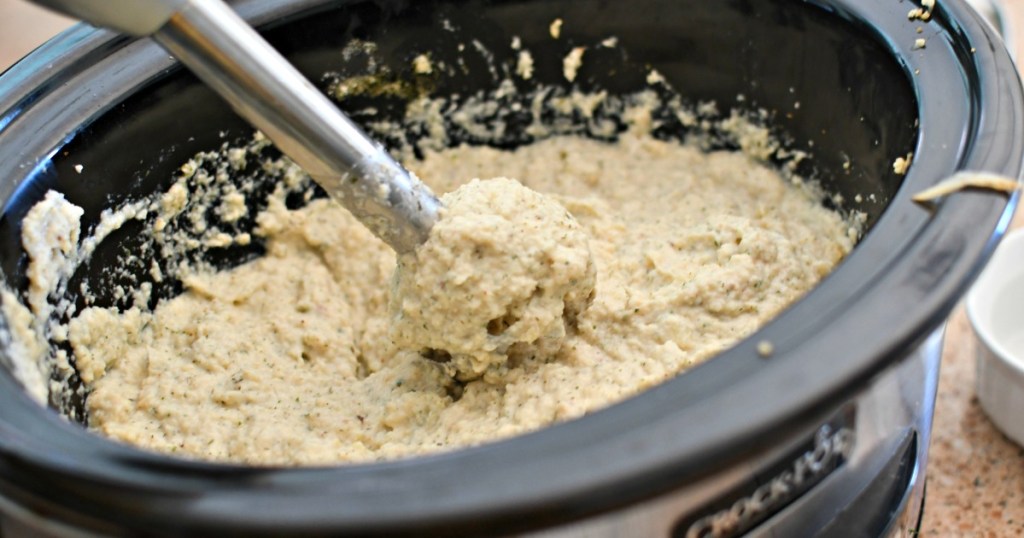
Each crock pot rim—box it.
[0,0,1019,535]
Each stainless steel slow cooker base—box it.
[523,332,939,537]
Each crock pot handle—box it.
[26,0,443,255]
[28,0,187,36]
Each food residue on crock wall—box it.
[563,47,586,82]
[908,0,936,22]
[893,152,913,175]
[412,54,433,75]
[550,18,563,39]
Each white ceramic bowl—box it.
[967,228,1024,447]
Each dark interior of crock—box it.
[0,0,917,422]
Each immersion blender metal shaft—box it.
[29,0,442,254]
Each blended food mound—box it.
[390,177,595,382]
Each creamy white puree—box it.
[58,133,852,465]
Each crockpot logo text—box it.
[680,424,854,538]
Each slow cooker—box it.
[0,0,1020,536]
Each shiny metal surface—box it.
[155,0,441,253]
[27,0,185,36]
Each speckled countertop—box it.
[2,1,1024,535]
[924,221,1024,537]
